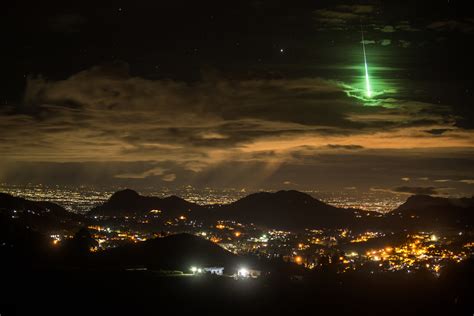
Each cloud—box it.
[425,129,450,135]
[427,20,474,33]
[361,40,376,45]
[395,21,419,32]
[1,62,473,189]
[380,25,395,33]
[115,167,166,179]
[4,64,473,163]
[373,186,440,195]
[392,186,439,195]
[314,5,374,30]
[162,173,176,182]
[398,40,411,48]
[326,144,364,150]
[380,39,392,46]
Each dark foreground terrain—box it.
[1,261,473,316]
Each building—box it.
[237,268,261,279]
[203,267,224,275]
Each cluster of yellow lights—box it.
[297,243,309,250]
[215,222,237,231]
[350,232,381,243]
[210,236,222,243]
[339,230,349,238]
[310,238,323,245]
[361,235,468,273]
[88,225,103,231]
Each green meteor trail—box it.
[361,26,372,98]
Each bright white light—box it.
[430,234,438,242]
[197,268,202,273]
[190,266,197,273]
[238,268,249,278]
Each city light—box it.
[294,256,303,264]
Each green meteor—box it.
[361,26,372,98]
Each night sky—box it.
[1,1,474,194]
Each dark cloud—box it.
[379,25,396,33]
[326,144,364,150]
[391,186,439,195]
[427,19,474,33]
[314,4,374,31]
[395,21,419,32]
[425,129,450,135]
[398,40,411,48]
[0,62,472,175]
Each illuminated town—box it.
[2,183,471,280]
[41,203,472,278]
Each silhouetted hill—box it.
[0,212,55,269]
[388,195,474,229]
[89,189,207,219]
[87,189,474,230]
[94,233,237,270]
[0,212,47,250]
[89,189,377,229]
[215,190,374,229]
[0,192,83,233]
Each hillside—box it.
[387,195,474,229]
[214,190,374,229]
[89,189,208,219]
[94,233,237,270]
[0,192,83,233]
